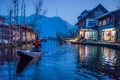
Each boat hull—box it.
[17,50,42,58]
[16,50,42,73]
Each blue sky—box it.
[0,0,119,24]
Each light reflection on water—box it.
[101,47,117,66]
[76,44,120,79]
[0,40,120,80]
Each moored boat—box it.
[17,49,42,58]
[16,49,42,73]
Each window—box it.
[111,18,113,23]
[98,21,102,26]
[107,18,111,24]
[103,20,107,26]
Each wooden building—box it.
[76,4,108,41]
[96,9,120,42]
[21,25,36,43]
[0,16,37,44]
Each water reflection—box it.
[77,45,98,66]
[101,47,117,66]
[0,48,19,80]
[0,41,120,80]
[76,44,120,79]
[0,44,33,80]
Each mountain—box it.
[3,15,77,38]
[26,15,77,38]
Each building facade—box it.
[0,16,11,44]
[76,4,120,43]
[0,16,4,24]
[21,25,36,43]
[96,9,120,42]
[0,16,38,44]
[0,24,11,44]
[76,4,108,41]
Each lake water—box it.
[0,40,120,80]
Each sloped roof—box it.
[77,4,108,21]
[78,10,90,19]
[91,4,108,13]
[95,12,111,19]
[81,10,91,15]
[95,9,120,19]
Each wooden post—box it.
[9,9,12,46]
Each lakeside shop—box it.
[100,28,117,42]
[79,29,98,41]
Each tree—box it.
[7,7,13,44]
[32,0,47,29]
[21,0,26,25]
[32,0,43,29]
[12,0,19,25]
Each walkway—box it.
[72,40,120,50]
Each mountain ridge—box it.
[3,14,77,38]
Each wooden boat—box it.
[17,49,42,58]
[16,49,42,73]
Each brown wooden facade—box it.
[0,24,11,43]
[0,16,37,44]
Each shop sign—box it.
[86,19,98,28]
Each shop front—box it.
[79,29,98,41]
[100,28,117,42]
[79,30,85,38]
[84,30,98,41]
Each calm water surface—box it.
[0,40,120,80]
